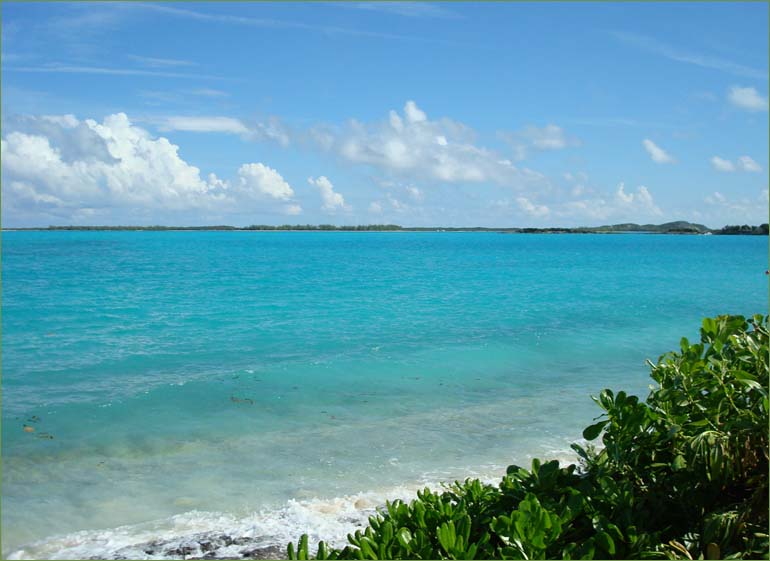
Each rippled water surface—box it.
[2,231,766,558]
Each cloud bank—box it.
[1,113,300,225]
[309,100,552,189]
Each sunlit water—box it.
[2,231,766,558]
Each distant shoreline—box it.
[2,221,768,235]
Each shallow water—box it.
[2,231,766,558]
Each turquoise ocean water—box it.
[2,232,767,559]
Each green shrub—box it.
[288,315,769,560]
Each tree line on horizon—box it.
[17,221,769,234]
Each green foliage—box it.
[715,224,769,235]
[288,315,769,560]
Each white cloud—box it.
[312,100,551,188]
[238,163,294,200]
[617,184,661,215]
[738,155,762,173]
[369,192,410,214]
[642,138,674,164]
[1,113,226,211]
[610,31,768,80]
[40,114,80,128]
[351,2,460,19]
[386,193,407,211]
[1,113,300,225]
[307,175,349,212]
[159,116,250,135]
[500,124,578,161]
[11,63,219,80]
[285,204,303,215]
[704,189,769,223]
[128,55,197,68]
[489,182,662,225]
[191,88,229,98]
[404,100,427,123]
[516,197,550,218]
[155,116,290,145]
[711,155,763,173]
[705,191,727,204]
[520,124,569,150]
[711,156,736,172]
[563,171,588,184]
[555,183,662,222]
[728,86,768,112]
[406,186,423,201]
[132,2,431,43]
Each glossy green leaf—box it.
[582,420,608,441]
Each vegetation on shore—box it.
[288,315,769,560]
[6,221,769,234]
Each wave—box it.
[6,451,584,561]
[6,473,513,560]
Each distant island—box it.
[5,221,768,235]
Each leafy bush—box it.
[288,315,769,560]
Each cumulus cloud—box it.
[555,183,662,221]
[1,113,298,225]
[738,155,762,173]
[239,163,294,200]
[563,171,588,183]
[406,186,423,201]
[728,86,768,112]
[385,193,407,211]
[310,100,550,189]
[368,193,410,215]
[516,196,550,218]
[642,139,674,164]
[489,182,662,225]
[307,176,349,212]
[704,189,770,223]
[285,204,303,215]
[705,191,727,204]
[2,113,226,211]
[711,155,763,173]
[7,113,117,163]
[615,183,657,210]
[500,124,578,160]
[711,156,735,172]
[519,124,571,150]
[404,100,427,123]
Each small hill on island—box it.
[589,221,711,234]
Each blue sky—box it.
[2,2,768,227]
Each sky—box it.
[1,2,768,228]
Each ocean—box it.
[2,231,766,559]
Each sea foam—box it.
[7,475,509,560]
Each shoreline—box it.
[4,222,766,235]
[4,449,584,560]
[3,469,509,560]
